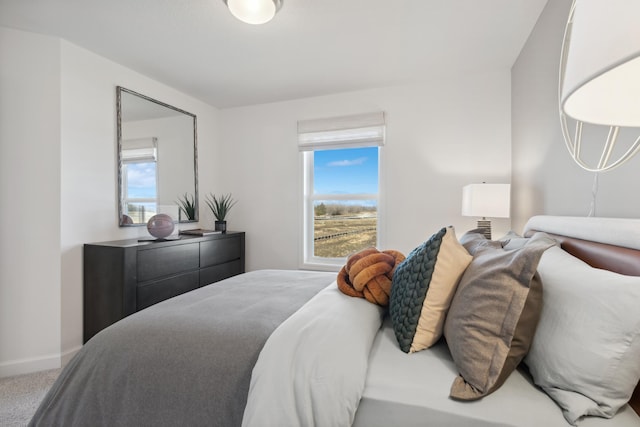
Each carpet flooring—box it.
[0,368,61,427]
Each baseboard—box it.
[0,345,80,378]
[61,345,81,366]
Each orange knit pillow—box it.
[337,247,405,306]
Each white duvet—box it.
[242,281,385,427]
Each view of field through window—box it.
[313,146,378,258]
[311,146,379,259]
[125,203,157,223]
[313,202,377,257]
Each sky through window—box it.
[313,147,378,197]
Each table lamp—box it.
[461,183,511,240]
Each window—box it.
[299,112,385,269]
[121,137,158,223]
[122,162,158,223]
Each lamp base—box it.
[476,219,492,240]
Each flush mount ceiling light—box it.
[223,0,283,25]
[559,0,640,172]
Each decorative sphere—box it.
[147,214,175,239]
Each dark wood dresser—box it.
[83,231,245,343]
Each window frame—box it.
[300,146,382,271]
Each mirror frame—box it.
[116,86,199,226]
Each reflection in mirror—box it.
[117,87,198,226]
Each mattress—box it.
[353,317,640,427]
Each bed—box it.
[30,216,640,427]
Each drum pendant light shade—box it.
[559,0,640,171]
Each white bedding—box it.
[241,213,640,427]
[243,283,640,427]
[353,317,640,427]
[242,281,385,427]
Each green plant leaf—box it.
[205,193,237,221]
[176,192,196,220]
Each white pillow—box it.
[524,246,640,425]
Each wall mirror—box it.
[117,86,198,226]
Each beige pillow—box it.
[444,231,556,400]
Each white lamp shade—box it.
[462,184,510,218]
[561,0,640,127]
[226,0,278,25]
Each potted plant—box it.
[205,193,237,233]
[176,193,196,221]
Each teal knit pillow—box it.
[389,227,472,353]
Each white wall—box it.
[511,0,640,232]
[58,39,220,366]
[2,27,516,376]
[218,71,513,271]
[0,28,62,376]
[0,26,220,376]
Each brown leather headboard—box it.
[526,230,640,415]
[632,387,640,418]
[524,231,640,277]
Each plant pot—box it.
[215,221,227,233]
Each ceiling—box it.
[0,0,548,109]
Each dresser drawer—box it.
[138,243,200,282]
[200,259,243,286]
[200,237,242,268]
[137,271,200,310]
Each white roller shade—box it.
[122,137,157,163]
[298,112,385,151]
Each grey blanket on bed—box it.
[30,269,335,427]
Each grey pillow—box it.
[444,232,556,400]
[498,230,529,250]
[525,246,640,425]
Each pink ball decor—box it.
[147,214,175,239]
